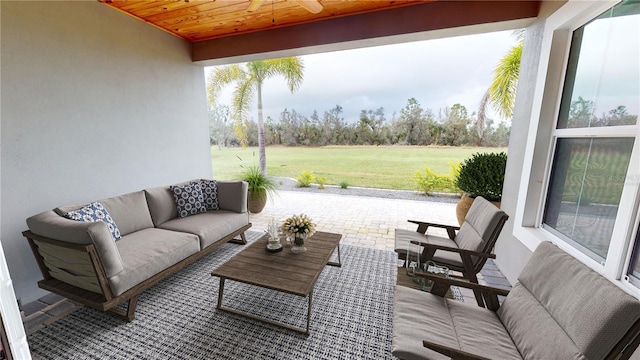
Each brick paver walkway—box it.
[249,190,458,251]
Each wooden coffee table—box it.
[211,231,342,335]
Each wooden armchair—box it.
[394,196,508,307]
[392,242,640,360]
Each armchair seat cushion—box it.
[394,229,463,269]
[392,285,522,360]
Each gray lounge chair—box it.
[395,196,508,306]
[392,241,640,360]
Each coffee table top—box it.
[211,231,342,296]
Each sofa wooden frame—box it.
[23,223,252,322]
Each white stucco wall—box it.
[1,1,211,304]
[494,1,566,284]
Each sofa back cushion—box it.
[498,242,640,359]
[63,201,122,241]
[216,181,248,213]
[55,191,154,236]
[145,180,192,226]
[99,191,154,236]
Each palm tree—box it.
[477,30,524,142]
[207,57,304,175]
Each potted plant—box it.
[241,165,277,213]
[454,152,507,225]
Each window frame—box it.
[512,0,640,294]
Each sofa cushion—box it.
[56,191,154,237]
[170,183,207,218]
[198,179,219,210]
[63,202,121,241]
[216,181,248,213]
[108,228,200,296]
[100,191,154,236]
[392,286,521,360]
[158,210,248,249]
[145,186,178,226]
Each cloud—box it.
[209,30,518,124]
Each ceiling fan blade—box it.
[247,0,266,12]
[295,0,323,14]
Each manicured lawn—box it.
[211,145,506,191]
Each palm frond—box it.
[489,43,522,119]
[273,57,304,92]
[206,64,244,106]
[477,89,490,139]
[231,78,256,147]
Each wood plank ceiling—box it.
[100,0,435,43]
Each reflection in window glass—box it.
[557,1,639,129]
[543,138,634,259]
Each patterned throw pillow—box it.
[63,202,122,241]
[170,183,207,218]
[198,179,219,211]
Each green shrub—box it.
[316,176,327,189]
[455,152,507,201]
[296,170,315,187]
[414,162,462,195]
[339,181,349,189]
[413,167,450,195]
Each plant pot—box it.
[455,194,501,226]
[248,193,267,213]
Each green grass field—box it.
[211,145,506,191]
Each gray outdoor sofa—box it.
[392,241,640,360]
[23,179,251,321]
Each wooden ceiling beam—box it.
[192,0,540,64]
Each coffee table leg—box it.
[306,290,313,335]
[217,277,226,309]
[327,245,342,267]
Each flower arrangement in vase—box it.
[281,213,316,254]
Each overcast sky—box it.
[206,30,519,125]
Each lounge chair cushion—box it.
[498,242,640,359]
[455,197,505,266]
[392,285,521,360]
[394,229,464,269]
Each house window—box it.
[542,0,639,263]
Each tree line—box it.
[209,98,511,148]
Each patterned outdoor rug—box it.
[27,231,460,360]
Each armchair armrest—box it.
[408,220,459,238]
[414,271,510,311]
[422,340,492,360]
[409,240,496,259]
